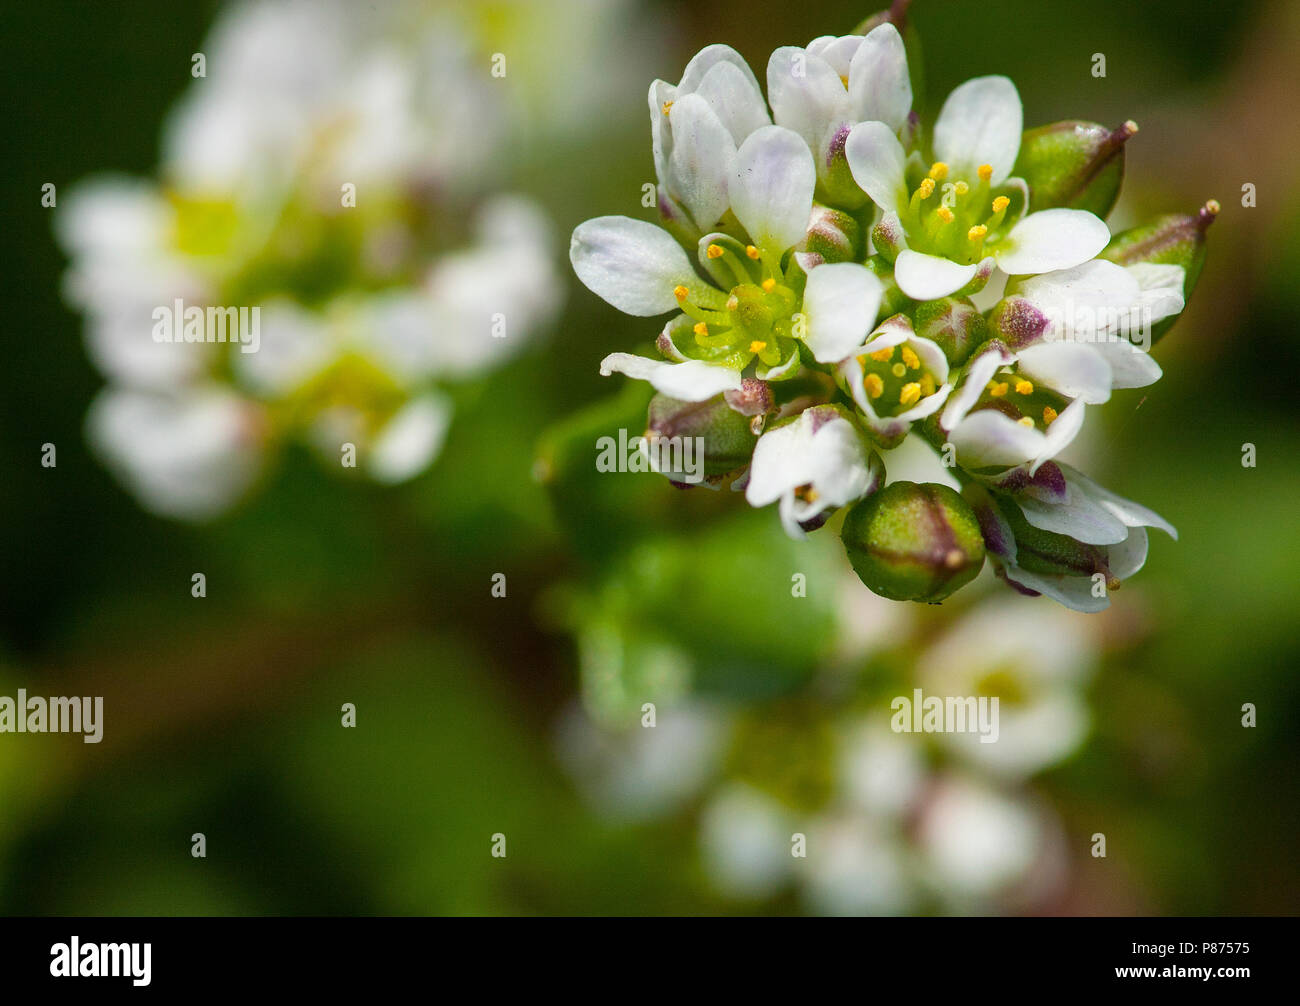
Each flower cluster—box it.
[570,5,1215,611]
[57,0,653,518]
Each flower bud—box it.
[913,296,988,366]
[841,481,985,602]
[645,391,759,483]
[1013,119,1137,218]
[1100,199,1218,344]
[799,203,864,267]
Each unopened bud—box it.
[1013,119,1137,218]
[801,203,864,266]
[645,392,758,481]
[841,481,985,602]
[913,296,988,365]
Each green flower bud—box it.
[645,390,760,483]
[994,493,1118,589]
[913,296,988,366]
[1101,199,1219,344]
[801,203,864,266]
[841,481,985,603]
[1014,119,1137,218]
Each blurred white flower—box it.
[916,595,1096,778]
[699,784,794,901]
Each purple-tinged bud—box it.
[1014,119,1138,218]
[841,481,986,603]
[913,296,988,366]
[986,295,1052,351]
[801,203,864,266]
[871,212,906,264]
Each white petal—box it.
[845,120,908,215]
[994,209,1110,276]
[667,94,736,231]
[932,75,1023,184]
[801,263,885,363]
[949,410,1044,469]
[894,249,978,301]
[1061,464,1178,539]
[1087,339,1163,388]
[1107,526,1150,580]
[1030,396,1086,473]
[1015,258,1138,316]
[941,342,1014,431]
[679,44,759,96]
[599,353,741,400]
[695,59,771,145]
[369,394,452,484]
[767,47,848,155]
[1018,484,1129,545]
[571,216,711,316]
[731,125,816,252]
[1014,342,1114,404]
[847,24,911,132]
[1001,563,1110,613]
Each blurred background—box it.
[2,0,1297,915]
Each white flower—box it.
[802,814,916,916]
[650,45,771,238]
[836,314,952,447]
[699,784,795,901]
[846,76,1110,301]
[86,387,266,520]
[767,25,912,205]
[917,596,1097,778]
[940,341,1089,475]
[745,405,884,538]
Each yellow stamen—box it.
[917,178,935,199]
[761,278,776,293]
[978,164,994,182]
[967,224,988,242]
[673,285,690,302]
[899,382,922,407]
[989,381,1009,397]
[920,374,937,396]
[901,346,921,370]
[891,362,907,378]
[662,101,673,116]
[1015,379,1034,396]
[1123,119,1139,136]
[693,322,709,336]
[706,243,725,260]
[1043,405,1058,426]
[749,340,767,354]
[928,161,949,181]
[991,195,1010,213]
[936,205,955,223]
[1017,416,1035,428]
[745,245,760,260]
[868,345,894,363]
[954,181,969,196]
[864,373,884,399]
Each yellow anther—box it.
[899,382,922,407]
[991,195,1010,213]
[968,224,988,242]
[864,373,884,399]
[918,178,935,199]
[674,285,690,302]
[749,340,767,354]
[891,362,907,378]
[1042,405,1058,426]
[1205,199,1221,216]
[978,164,994,182]
[1123,119,1139,136]
[989,381,1009,397]
[693,322,709,336]
[1015,379,1034,396]
[662,101,673,116]
[761,277,776,292]
[1017,416,1035,428]
[868,345,894,362]
[706,243,725,259]
[901,346,921,370]
[954,181,969,196]
[839,76,849,89]
[928,162,949,181]
[920,374,937,396]
[745,245,761,260]
[796,484,820,503]
[936,205,955,223]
